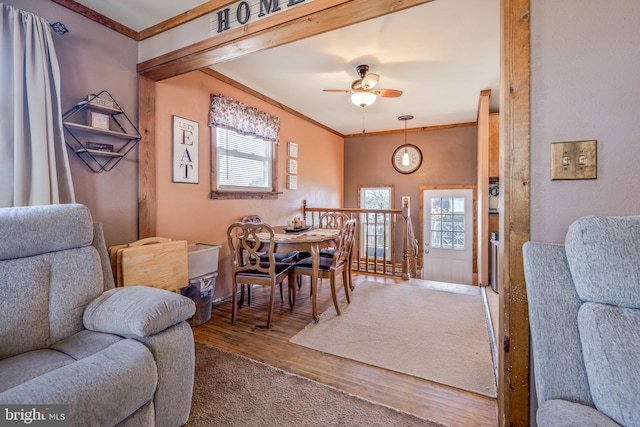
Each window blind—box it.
[216,127,272,191]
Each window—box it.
[215,127,273,191]
[359,186,393,260]
[430,197,466,249]
[208,94,280,199]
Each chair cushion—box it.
[537,400,620,427]
[0,204,93,261]
[296,256,342,270]
[51,329,123,360]
[565,215,640,308]
[0,339,157,426]
[0,349,74,393]
[578,302,640,426]
[0,247,103,360]
[0,257,52,359]
[0,330,123,394]
[236,262,293,277]
[319,249,334,258]
[260,251,300,263]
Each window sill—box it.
[210,191,282,200]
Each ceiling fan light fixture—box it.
[362,73,380,90]
[351,91,376,107]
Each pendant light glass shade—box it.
[399,114,414,166]
[351,91,377,107]
[402,150,410,166]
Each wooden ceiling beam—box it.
[137,0,433,81]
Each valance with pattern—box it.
[208,94,280,143]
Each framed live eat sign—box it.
[172,116,199,184]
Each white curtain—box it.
[0,3,75,207]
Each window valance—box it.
[208,94,280,143]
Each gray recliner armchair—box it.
[524,215,640,427]
[0,204,196,426]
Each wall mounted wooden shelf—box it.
[63,90,140,172]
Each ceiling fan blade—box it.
[373,89,403,98]
[322,89,351,93]
[362,73,380,90]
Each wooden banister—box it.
[302,200,418,279]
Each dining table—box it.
[261,226,341,322]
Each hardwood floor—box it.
[192,273,498,427]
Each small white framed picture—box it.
[287,159,298,174]
[287,141,298,158]
[88,110,110,130]
[287,175,297,190]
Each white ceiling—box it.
[71,0,500,135]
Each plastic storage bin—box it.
[188,244,220,279]
[181,272,217,326]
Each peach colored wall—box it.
[155,71,344,299]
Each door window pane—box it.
[430,197,465,250]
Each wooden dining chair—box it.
[238,215,302,306]
[318,211,351,229]
[318,212,351,258]
[240,214,301,263]
[227,222,296,329]
[240,214,263,224]
[318,213,357,292]
[289,219,357,316]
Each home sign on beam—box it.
[213,0,307,34]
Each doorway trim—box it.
[137,1,531,424]
[420,188,478,286]
[419,185,478,285]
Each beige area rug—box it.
[290,281,497,398]
[187,342,444,427]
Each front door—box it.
[422,189,473,284]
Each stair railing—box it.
[302,200,418,278]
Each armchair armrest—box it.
[537,400,621,427]
[83,286,195,337]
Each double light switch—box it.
[550,140,597,180]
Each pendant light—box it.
[398,115,414,166]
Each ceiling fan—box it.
[323,64,403,107]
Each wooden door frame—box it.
[419,185,478,284]
[136,1,530,425]
[499,1,530,426]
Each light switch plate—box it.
[551,140,597,180]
